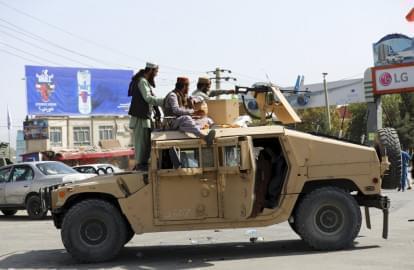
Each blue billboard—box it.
[25,66,133,116]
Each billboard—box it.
[373,34,414,67]
[25,66,133,116]
[372,62,414,95]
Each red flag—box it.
[406,8,414,22]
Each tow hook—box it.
[355,195,390,239]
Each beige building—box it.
[25,116,132,153]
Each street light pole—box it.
[322,72,331,130]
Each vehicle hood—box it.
[55,172,148,205]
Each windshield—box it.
[36,162,77,175]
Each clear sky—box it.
[0,0,413,147]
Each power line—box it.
[0,48,44,65]
[0,17,133,69]
[0,26,94,67]
[0,41,63,66]
[0,1,204,74]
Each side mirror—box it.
[169,147,181,169]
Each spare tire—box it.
[376,128,402,189]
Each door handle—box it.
[24,185,28,188]
[199,178,209,182]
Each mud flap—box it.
[356,195,390,239]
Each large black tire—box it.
[1,209,18,216]
[376,128,402,189]
[288,219,302,239]
[295,187,361,250]
[26,195,47,220]
[124,224,135,245]
[61,199,127,263]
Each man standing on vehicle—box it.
[128,62,163,171]
[164,77,215,145]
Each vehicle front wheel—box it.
[1,209,18,216]
[26,195,47,219]
[61,199,127,263]
[295,187,361,250]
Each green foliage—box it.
[346,103,367,143]
[296,107,342,135]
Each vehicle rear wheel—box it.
[288,219,302,238]
[61,199,127,263]
[1,209,18,216]
[376,128,402,189]
[295,187,361,250]
[26,195,47,220]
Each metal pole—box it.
[8,129,11,159]
[322,72,331,130]
[215,67,221,90]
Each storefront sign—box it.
[372,62,414,95]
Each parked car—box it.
[0,157,13,168]
[0,161,95,219]
[72,164,124,175]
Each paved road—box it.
[0,189,413,270]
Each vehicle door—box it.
[5,165,34,205]
[154,139,219,222]
[0,166,12,204]
[216,136,256,220]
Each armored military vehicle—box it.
[41,86,395,263]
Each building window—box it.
[73,127,90,146]
[99,125,114,140]
[49,127,62,146]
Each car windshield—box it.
[36,162,77,175]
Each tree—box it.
[296,107,342,135]
[346,103,368,143]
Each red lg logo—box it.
[379,72,392,86]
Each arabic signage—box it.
[372,62,414,95]
[23,119,48,140]
[25,66,133,116]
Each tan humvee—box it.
[41,86,391,263]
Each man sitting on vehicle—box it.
[163,77,215,145]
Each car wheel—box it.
[295,187,361,250]
[26,195,47,220]
[61,199,127,263]
[106,167,114,174]
[1,209,18,216]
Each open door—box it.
[217,136,256,220]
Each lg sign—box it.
[373,63,414,95]
[379,72,408,87]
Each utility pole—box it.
[322,72,331,130]
[207,67,236,90]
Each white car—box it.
[0,161,95,219]
[72,164,124,175]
